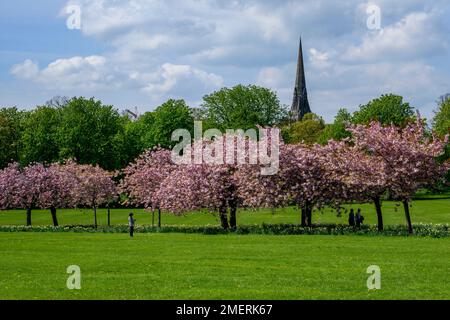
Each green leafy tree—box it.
[0,107,25,168]
[433,95,450,138]
[57,97,124,170]
[133,111,156,150]
[149,99,194,149]
[21,106,61,165]
[352,94,414,127]
[201,84,288,131]
[318,108,352,144]
[432,95,450,187]
[282,113,325,145]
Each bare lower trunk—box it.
[158,208,161,228]
[306,207,312,227]
[229,204,237,230]
[301,204,312,227]
[93,205,98,229]
[373,197,384,231]
[26,208,32,226]
[219,206,229,230]
[152,210,155,227]
[50,206,58,226]
[402,200,413,235]
[301,207,307,227]
[107,207,111,226]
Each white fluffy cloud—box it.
[11,56,115,90]
[10,60,39,80]
[8,0,450,118]
[345,10,449,61]
[141,63,224,96]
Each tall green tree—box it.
[201,84,288,131]
[149,99,194,149]
[432,94,450,187]
[318,108,352,144]
[0,107,25,168]
[282,113,325,145]
[433,95,450,138]
[21,106,61,166]
[57,97,124,170]
[352,94,414,127]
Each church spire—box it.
[291,36,311,121]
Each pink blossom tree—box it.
[154,130,279,229]
[350,117,449,233]
[65,161,117,228]
[156,163,239,229]
[319,140,388,230]
[119,148,176,227]
[34,163,78,226]
[0,163,32,224]
[237,142,348,227]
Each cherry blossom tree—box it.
[65,161,117,228]
[119,148,176,227]
[155,129,280,229]
[0,163,31,224]
[155,138,242,229]
[319,140,388,230]
[35,163,78,226]
[350,117,449,233]
[156,162,239,229]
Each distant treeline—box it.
[0,86,448,171]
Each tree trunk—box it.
[402,200,413,235]
[306,207,313,227]
[93,205,98,229]
[50,207,58,227]
[301,207,308,227]
[373,197,384,231]
[158,208,161,228]
[107,207,111,226]
[26,208,32,226]
[152,210,155,227]
[219,206,229,230]
[229,203,237,230]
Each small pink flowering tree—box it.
[155,129,279,229]
[120,148,176,227]
[65,161,117,228]
[0,163,34,225]
[319,140,388,230]
[350,117,449,233]
[35,163,78,226]
[156,163,238,229]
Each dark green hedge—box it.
[0,223,448,238]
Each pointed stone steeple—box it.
[291,37,311,121]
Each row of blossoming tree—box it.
[0,160,116,227]
[0,116,448,234]
[120,117,448,234]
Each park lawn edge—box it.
[0,223,449,237]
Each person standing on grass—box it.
[356,208,364,228]
[348,209,355,227]
[128,213,136,238]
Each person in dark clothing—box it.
[128,213,135,238]
[348,209,355,227]
[356,208,364,228]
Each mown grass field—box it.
[0,233,449,300]
[0,198,449,228]
[0,194,448,300]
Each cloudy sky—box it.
[1,0,449,121]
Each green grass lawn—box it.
[0,198,449,227]
[0,232,448,300]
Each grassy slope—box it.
[0,233,448,300]
[0,198,449,227]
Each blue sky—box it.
[1,0,449,122]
